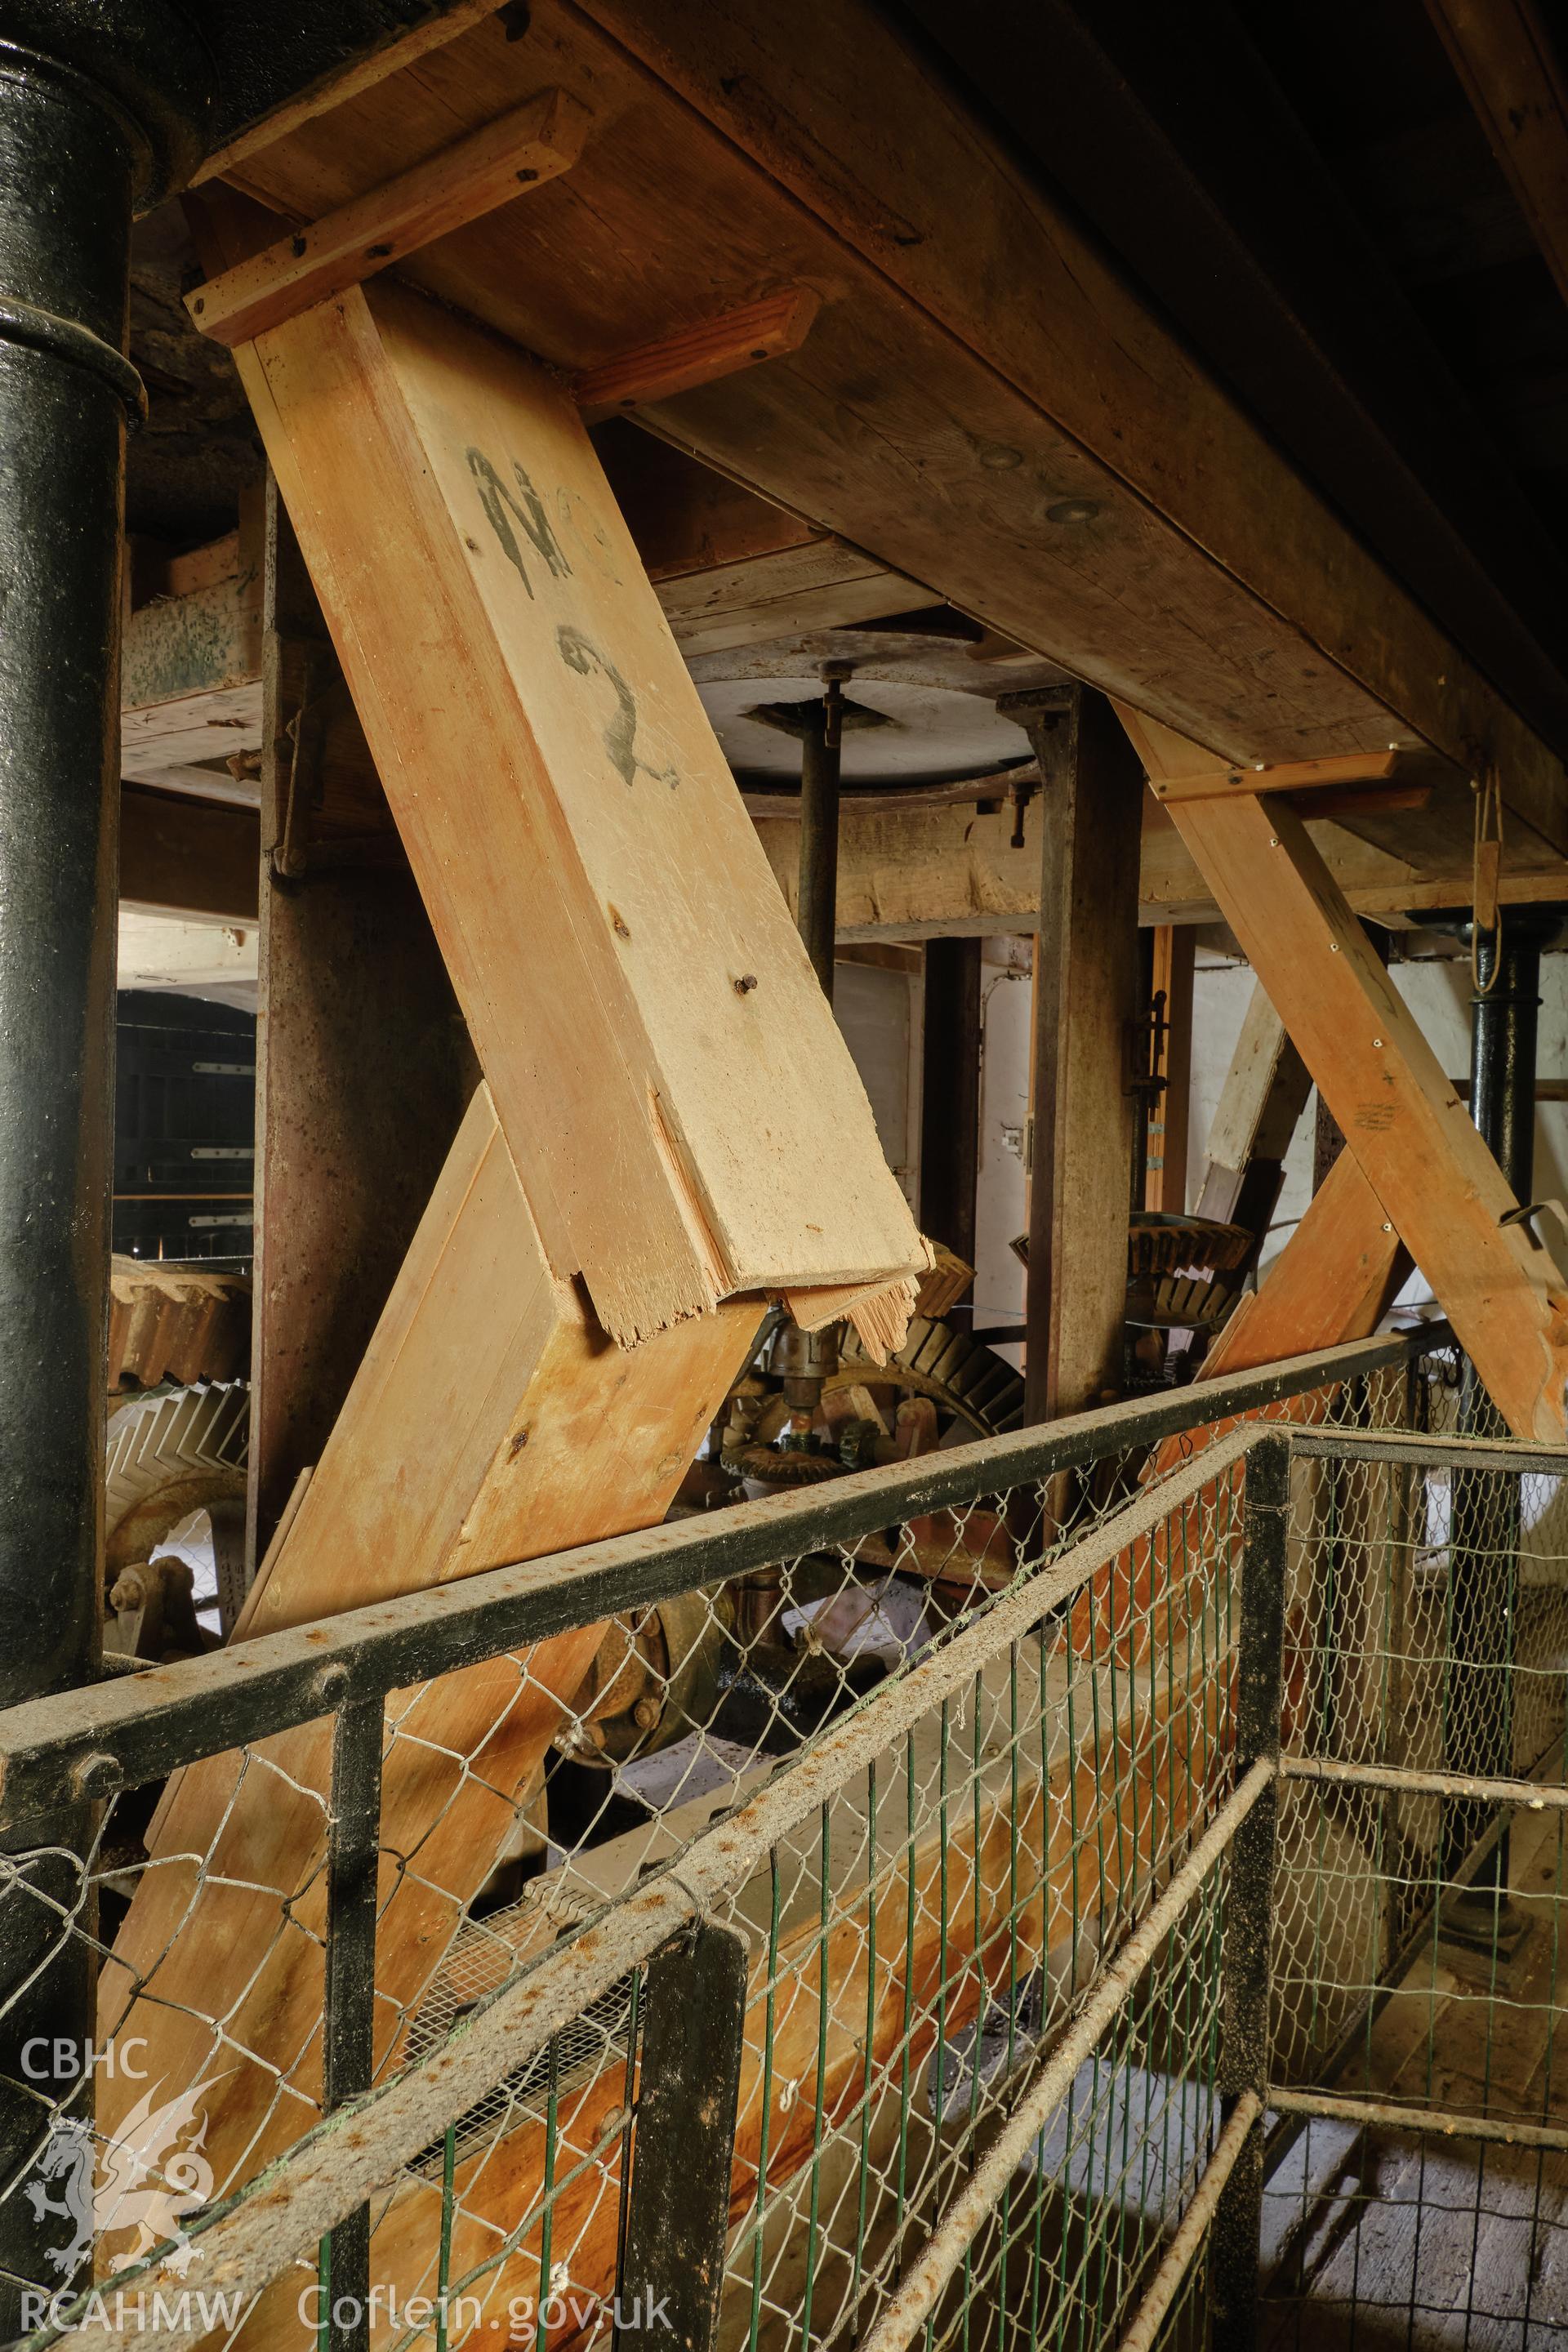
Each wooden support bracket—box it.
[1141,749,1403,807]
[186,87,590,346]
[572,287,821,421]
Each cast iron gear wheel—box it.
[105,1381,251,1618]
[834,1313,1025,1437]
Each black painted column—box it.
[1468,916,1552,1208]
[796,666,849,1005]
[1425,907,1562,1932]
[0,10,207,2322]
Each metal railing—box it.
[0,1325,1456,2352]
[1263,1423,1568,2348]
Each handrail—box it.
[0,1326,1438,1831]
[30,1425,1276,2352]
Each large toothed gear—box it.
[105,1383,251,1643]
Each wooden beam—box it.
[225,277,924,1346]
[122,496,262,713]
[213,0,1568,846]
[188,87,590,346]
[1199,1147,1405,1380]
[593,419,815,574]
[118,783,259,922]
[1172,792,1568,1444]
[1145,925,1194,1213]
[1025,692,1143,1419]
[572,287,820,421]
[656,537,921,657]
[100,1086,760,2203]
[748,784,1568,939]
[192,0,511,185]
[1192,982,1312,1241]
[120,681,263,804]
[1143,749,1401,806]
[1423,0,1568,313]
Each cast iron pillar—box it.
[1428,907,1563,1932]
[1467,914,1556,1210]
[0,7,207,2323]
[796,665,849,1005]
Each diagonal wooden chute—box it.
[100,229,926,2243]
[1196,1148,1405,1385]
[230,274,924,1351]
[1172,791,1568,1443]
[1191,979,1311,1239]
[100,1091,761,2209]
[1119,700,1568,1444]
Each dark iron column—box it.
[918,938,982,1274]
[796,665,849,1004]
[1434,908,1562,1932]
[0,9,207,2322]
[1468,914,1555,1206]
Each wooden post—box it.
[1192,982,1312,1254]
[797,670,847,1004]
[1019,688,1143,1420]
[1145,924,1194,1213]
[919,937,982,1272]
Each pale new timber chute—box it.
[97,122,927,2262]
[1119,704,1568,1446]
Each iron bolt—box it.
[71,1752,120,1801]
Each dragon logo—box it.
[23,2078,220,2279]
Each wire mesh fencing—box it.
[1263,1423,1568,2350]
[0,1327,1446,2352]
[1273,1423,1568,2089]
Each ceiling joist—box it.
[204,0,1567,853]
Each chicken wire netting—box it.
[1262,1797,1568,2350]
[1265,1409,1568,2351]
[0,1334,1444,2352]
[1274,1429,1568,2087]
